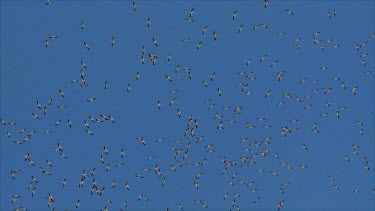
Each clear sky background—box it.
[1,1,374,211]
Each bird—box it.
[217,122,224,130]
[87,98,96,102]
[59,89,65,97]
[280,188,285,194]
[217,88,222,96]
[202,26,208,34]
[32,113,39,120]
[165,75,172,82]
[265,90,271,98]
[185,17,194,23]
[197,42,202,49]
[303,144,308,150]
[86,129,93,136]
[260,54,267,62]
[286,10,294,15]
[253,197,260,203]
[157,101,162,109]
[189,8,194,17]
[111,37,115,46]
[83,42,90,50]
[67,119,72,128]
[213,31,217,40]
[232,11,237,20]
[210,73,216,81]
[238,25,243,33]
[152,38,158,46]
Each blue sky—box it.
[1,1,374,211]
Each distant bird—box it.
[166,75,172,82]
[197,42,202,49]
[87,97,96,102]
[217,88,222,96]
[265,90,271,98]
[210,73,216,81]
[152,38,158,46]
[32,113,39,120]
[189,8,194,17]
[253,197,260,203]
[111,37,115,46]
[238,25,243,33]
[232,11,237,20]
[280,188,285,194]
[59,89,65,97]
[83,42,90,50]
[213,31,217,40]
[303,144,308,150]
[217,122,224,130]
[157,101,162,109]
[260,54,267,62]
[286,10,294,15]
[67,119,72,128]
[202,26,208,34]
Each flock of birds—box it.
[2,1,375,211]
